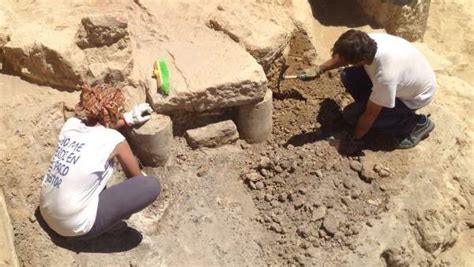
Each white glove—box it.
[123,103,153,126]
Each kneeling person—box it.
[301,30,436,151]
[40,83,160,239]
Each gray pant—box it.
[78,175,161,239]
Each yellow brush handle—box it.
[153,61,163,88]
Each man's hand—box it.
[123,103,153,126]
[338,136,365,156]
[297,65,323,81]
[354,100,382,139]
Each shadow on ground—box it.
[285,98,399,154]
[308,0,381,28]
[35,208,143,253]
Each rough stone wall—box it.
[357,0,431,41]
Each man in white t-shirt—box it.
[298,30,436,153]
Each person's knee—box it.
[139,176,161,200]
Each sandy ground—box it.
[0,0,473,266]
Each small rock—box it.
[246,172,263,182]
[312,206,327,221]
[350,225,360,235]
[271,214,281,223]
[29,215,36,223]
[297,226,309,239]
[323,213,339,236]
[259,156,271,169]
[374,164,391,177]
[294,199,304,209]
[366,220,374,227]
[280,160,291,170]
[318,230,327,238]
[360,169,375,183]
[293,255,305,265]
[343,177,354,189]
[350,189,361,199]
[350,160,363,173]
[278,192,288,202]
[270,223,283,234]
[238,140,250,149]
[255,181,265,190]
[197,165,209,177]
[315,170,323,178]
[262,214,272,223]
[289,161,298,173]
[271,200,280,207]
[334,231,344,240]
[260,168,269,177]
[264,194,273,202]
[249,181,256,190]
[340,197,350,206]
[274,165,283,173]
[378,169,390,178]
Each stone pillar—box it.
[128,114,173,167]
[237,89,273,143]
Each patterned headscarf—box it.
[74,83,125,127]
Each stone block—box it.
[207,5,294,72]
[357,0,431,41]
[2,14,132,90]
[185,120,239,149]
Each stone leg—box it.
[128,114,173,167]
[237,89,273,144]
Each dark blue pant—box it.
[78,175,161,239]
[341,66,419,135]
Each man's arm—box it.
[300,53,348,80]
[320,53,347,72]
[353,100,383,139]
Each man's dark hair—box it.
[331,30,377,64]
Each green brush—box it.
[153,59,170,96]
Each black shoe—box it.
[106,221,128,236]
[398,115,435,149]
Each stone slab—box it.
[144,26,268,113]
[185,120,239,149]
[208,4,294,72]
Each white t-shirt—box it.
[364,33,436,109]
[40,117,124,237]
